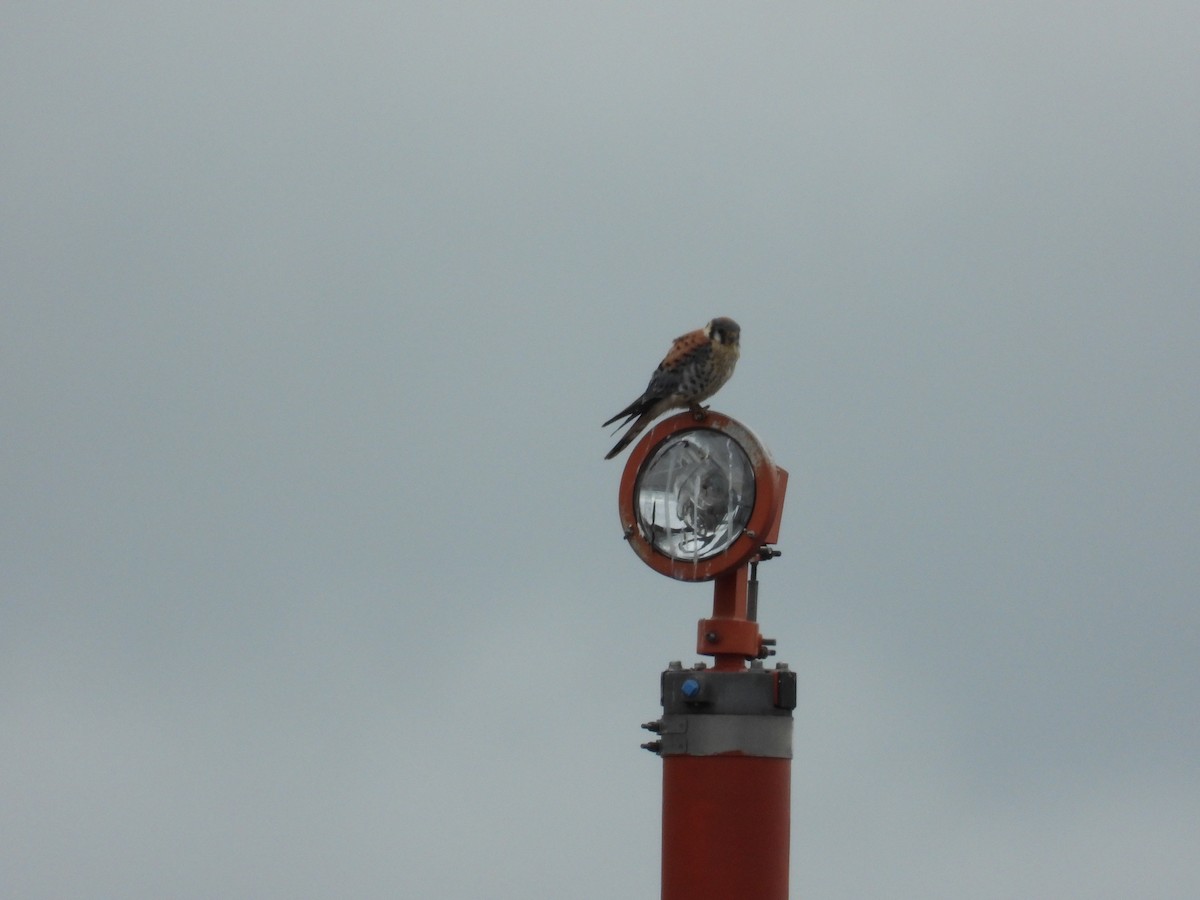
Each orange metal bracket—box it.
[697,566,766,670]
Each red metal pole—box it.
[662,755,791,899]
[646,565,796,899]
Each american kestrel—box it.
[603,317,741,460]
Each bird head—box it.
[705,317,741,347]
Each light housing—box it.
[619,411,787,582]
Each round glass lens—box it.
[635,430,756,562]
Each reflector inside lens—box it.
[635,430,755,562]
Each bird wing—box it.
[660,328,709,369]
[602,328,711,428]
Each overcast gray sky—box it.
[4,3,1198,898]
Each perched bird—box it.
[603,317,741,460]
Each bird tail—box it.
[604,410,655,460]
[602,399,644,429]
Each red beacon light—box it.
[620,409,795,899]
[618,410,788,670]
